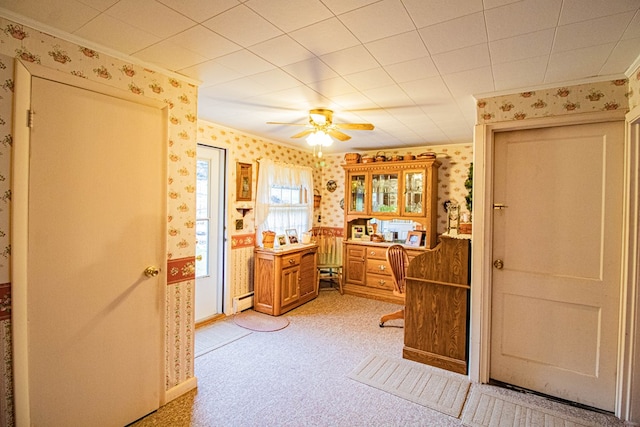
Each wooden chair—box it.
[379,244,408,327]
[315,230,343,294]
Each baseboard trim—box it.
[162,376,198,405]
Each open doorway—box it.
[195,144,227,323]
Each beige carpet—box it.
[462,386,601,427]
[233,309,290,332]
[195,321,251,358]
[348,354,470,418]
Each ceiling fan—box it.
[267,108,374,142]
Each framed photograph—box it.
[405,231,423,247]
[276,234,287,247]
[236,162,252,201]
[285,229,299,244]
[367,225,374,236]
[351,225,365,240]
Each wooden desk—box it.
[403,236,471,374]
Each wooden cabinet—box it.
[343,159,440,248]
[342,241,423,303]
[403,236,471,374]
[253,244,318,316]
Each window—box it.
[255,159,314,246]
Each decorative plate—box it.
[340,198,344,210]
[326,180,337,192]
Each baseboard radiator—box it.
[232,292,254,313]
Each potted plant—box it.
[459,163,473,235]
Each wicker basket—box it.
[262,231,275,248]
[344,153,360,164]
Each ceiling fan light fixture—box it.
[306,130,333,147]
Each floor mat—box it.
[348,354,470,418]
[195,321,251,358]
[233,310,290,332]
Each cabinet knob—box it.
[378,279,386,285]
[289,259,295,264]
[370,251,376,255]
[379,265,385,270]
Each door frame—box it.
[471,109,638,421]
[11,59,168,425]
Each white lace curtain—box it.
[255,158,314,246]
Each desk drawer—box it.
[366,258,391,275]
[365,246,387,260]
[366,273,394,290]
[282,253,300,267]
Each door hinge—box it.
[27,109,34,128]
[493,203,508,210]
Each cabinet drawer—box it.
[346,245,366,259]
[282,253,300,267]
[366,273,394,291]
[365,246,388,260]
[366,258,391,275]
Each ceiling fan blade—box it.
[266,121,307,126]
[291,129,313,139]
[328,129,351,141]
[335,123,374,130]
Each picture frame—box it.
[351,225,365,240]
[367,225,374,236]
[285,229,299,244]
[276,234,287,247]
[405,231,423,247]
[236,162,252,201]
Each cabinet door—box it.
[281,266,300,308]
[347,172,368,214]
[299,250,316,298]
[371,172,399,215]
[402,169,425,217]
[345,245,366,285]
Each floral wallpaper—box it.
[477,78,630,124]
[630,64,640,111]
[316,145,474,235]
[0,18,199,426]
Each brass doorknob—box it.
[144,266,160,277]
[493,259,504,270]
[196,255,202,261]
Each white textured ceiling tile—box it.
[74,13,160,55]
[384,57,440,83]
[215,50,275,76]
[432,44,490,75]
[179,60,243,87]
[492,56,548,91]
[331,91,378,110]
[249,35,314,66]
[135,39,207,71]
[321,0,380,14]
[362,84,415,107]
[248,69,304,93]
[245,0,332,32]
[419,12,487,55]
[483,0,520,9]
[338,0,415,43]
[400,76,453,104]
[283,58,339,84]
[365,31,429,65]
[485,0,562,41]
[200,76,273,100]
[600,37,640,75]
[554,12,634,53]
[320,45,379,75]
[559,0,640,25]
[2,0,101,32]
[166,25,241,59]
[402,0,483,28]
[156,0,239,22]
[343,68,395,91]
[442,67,495,97]
[545,43,615,83]
[77,0,119,11]
[622,11,640,39]
[202,4,282,47]
[105,0,195,38]
[290,18,360,56]
[307,77,357,98]
[489,29,555,64]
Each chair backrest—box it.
[386,244,409,295]
[316,231,342,267]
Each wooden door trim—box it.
[471,109,633,420]
[11,59,168,425]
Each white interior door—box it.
[195,145,225,322]
[490,122,624,411]
[13,66,166,426]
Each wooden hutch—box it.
[341,158,440,303]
